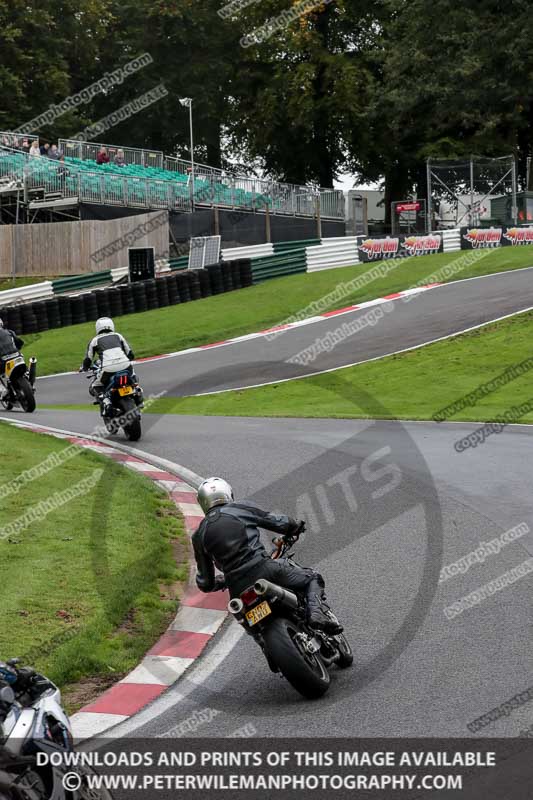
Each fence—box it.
[59,138,164,168]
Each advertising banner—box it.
[357,233,443,262]
[460,226,533,249]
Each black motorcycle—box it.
[227,526,353,699]
[85,363,144,441]
[0,353,36,414]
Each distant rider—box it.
[192,477,343,635]
[80,317,135,414]
[0,318,24,378]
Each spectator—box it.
[96,146,110,165]
[56,154,70,179]
[21,138,30,154]
[40,142,50,156]
[48,144,60,160]
[114,148,126,167]
[28,140,40,158]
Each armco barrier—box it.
[251,248,307,282]
[222,243,274,261]
[306,237,359,272]
[52,271,112,295]
[0,281,54,306]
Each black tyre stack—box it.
[33,301,49,332]
[119,283,135,315]
[45,298,61,329]
[166,274,180,305]
[176,272,192,303]
[197,269,212,298]
[188,270,202,301]
[70,295,87,325]
[238,258,253,288]
[132,281,147,313]
[144,279,158,311]
[95,289,111,319]
[155,276,170,308]
[5,306,22,333]
[206,264,224,295]
[220,262,234,293]
[83,292,99,322]
[21,304,38,334]
[230,261,242,290]
[107,287,124,318]
[58,295,72,327]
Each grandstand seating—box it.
[0,132,344,218]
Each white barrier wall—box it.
[306,237,359,272]
[0,281,54,306]
[222,243,274,260]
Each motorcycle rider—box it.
[0,319,24,375]
[192,477,343,635]
[80,317,136,415]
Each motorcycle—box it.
[84,362,143,442]
[0,659,110,800]
[227,525,353,699]
[0,354,37,414]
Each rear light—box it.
[240,588,258,605]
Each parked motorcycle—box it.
[84,362,144,441]
[0,659,110,800]
[0,354,37,413]
[227,525,353,699]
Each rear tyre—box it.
[16,376,36,413]
[125,417,142,441]
[263,617,330,699]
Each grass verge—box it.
[111,309,533,424]
[21,245,533,376]
[0,423,187,711]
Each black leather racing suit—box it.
[0,329,24,374]
[192,501,328,619]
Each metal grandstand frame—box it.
[426,155,517,231]
[1,135,345,221]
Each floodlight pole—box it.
[426,158,432,233]
[180,98,196,212]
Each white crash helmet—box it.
[95,317,114,335]
[197,477,234,514]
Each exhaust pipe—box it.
[254,579,299,611]
[228,598,244,615]
[28,357,37,386]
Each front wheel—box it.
[263,617,330,699]
[15,376,36,413]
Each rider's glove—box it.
[288,519,306,538]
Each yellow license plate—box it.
[245,601,271,626]
[118,386,133,396]
[5,358,23,378]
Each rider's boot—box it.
[305,579,343,635]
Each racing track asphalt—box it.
[17,409,533,737]
[35,266,533,404]
[15,267,533,737]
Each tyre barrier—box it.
[33,301,49,332]
[45,298,61,329]
[132,281,148,313]
[0,260,254,335]
[83,292,99,322]
[155,276,170,308]
[189,270,202,301]
[176,272,192,303]
[21,303,38,335]
[95,288,112,318]
[58,295,72,328]
[70,295,87,325]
